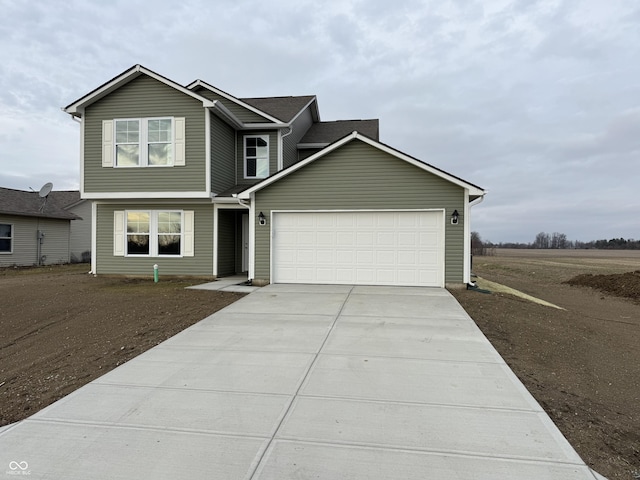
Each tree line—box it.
[471,231,640,254]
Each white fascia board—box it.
[212,197,246,204]
[297,143,329,149]
[186,79,284,125]
[241,123,292,130]
[64,65,214,115]
[81,192,212,200]
[239,131,487,199]
[355,135,487,197]
[209,101,244,129]
[238,132,359,199]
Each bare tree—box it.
[534,232,550,249]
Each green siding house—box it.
[64,65,485,287]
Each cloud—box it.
[0,0,638,243]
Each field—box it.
[451,249,640,480]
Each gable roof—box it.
[64,65,215,115]
[299,120,379,145]
[240,96,317,123]
[187,79,284,125]
[0,188,79,220]
[238,132,486,199]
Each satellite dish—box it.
[39,182,53,198]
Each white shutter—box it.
[174,117,185,166]
[183,210,194,256]
[102,120,114,167]
[113,211,125,256]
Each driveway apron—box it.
[0,284,601,479]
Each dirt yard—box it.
[0,264,245,426]
[2,253,639,479]
[451,249,640,480]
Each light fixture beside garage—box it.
[451,210,459,225]
[258,211,267,226]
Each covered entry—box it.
[271,210,444,287]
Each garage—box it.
[271,210,444,287]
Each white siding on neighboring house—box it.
[67,200,92,263]
[0,214,71,267]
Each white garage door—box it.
[272,211,444,287]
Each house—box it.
[63,65,486,287]
[48,191,92,263]
[0,187,83,267]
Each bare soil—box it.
[2,253,639,479]
[451,249,640,480]
[0,264,245,426]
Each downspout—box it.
[466,195,486,288]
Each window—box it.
[114,118,173,167]
[0,224,12,253]
[126,211,182,256]
[244,135,269,178]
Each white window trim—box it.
[125,210,184,257]
[244,134,269,179]
[0,223,13,254]
[112,117,177,168]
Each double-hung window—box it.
[0,224,12,253]
[244,135,269,179]
[126,210,182,256]
[115,118,173,167]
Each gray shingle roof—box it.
[0,188,79,220]
[299,120,379,144]
[240,96,316,123]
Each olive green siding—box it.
[84,75,207,193]
[0,215,70,267]
[95,202,213,276]
[210,112,236,194]
[253,140,466,284]
[283,107,313,168]
[193,88,273,124]
[236,131,279,186]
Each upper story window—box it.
[0,224,12,253]
[115,118,173,167]
[102,117,185,168]
[244,135,269,179]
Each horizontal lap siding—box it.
[254,140,465,284]
[68,201,92,262]
[84,76,206,193]
[0,215,36,266]
[210,112,236,194]
[284,108,313,168]
[95,202,213,276]
[0,215,70,267]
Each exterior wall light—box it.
[258,211,267,226]
[451,209,459,225]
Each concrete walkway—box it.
[0,285,602,479]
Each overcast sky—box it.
[1,0,638,243]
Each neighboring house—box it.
[0,188,82,267]
[63,65,486,287]
[48,191,92,263]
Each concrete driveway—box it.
[0,284,601,479]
